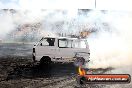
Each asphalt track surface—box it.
[0,43,131,88]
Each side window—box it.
[47,38,55,46]
[40,38,55,46]
[73,41,80,48]
[41,39,49,46]
[67,40,73,48]
[73,40,86,48]
[80,41,86,48]
[58,39,72,48]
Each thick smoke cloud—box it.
[86,11,132,68]
[0,10,16,39]
[0,9,53,42]
[0,9,132,68]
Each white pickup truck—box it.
[32,37,90,66]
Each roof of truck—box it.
[43,36,79,40]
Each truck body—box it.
[32,37,90,64]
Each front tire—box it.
[39,56,51,68]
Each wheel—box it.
[77,76,87,85]
[74,57,85,66]
[39,56,51,69]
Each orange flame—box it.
[78,66,86,76]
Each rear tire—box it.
[74,57,85,66]
[77,76,87,85]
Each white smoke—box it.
[0,11,16,38]
[0,9,132,68]
[86,11,132,68]
[40,10,132,69]
[0,9,51,40]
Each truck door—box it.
[35,38,56,60]
[57,39,75,59]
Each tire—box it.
[39,56,51,68]
[77,76,87,85]
[74,57,85,66]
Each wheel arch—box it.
[40,56,51,62]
